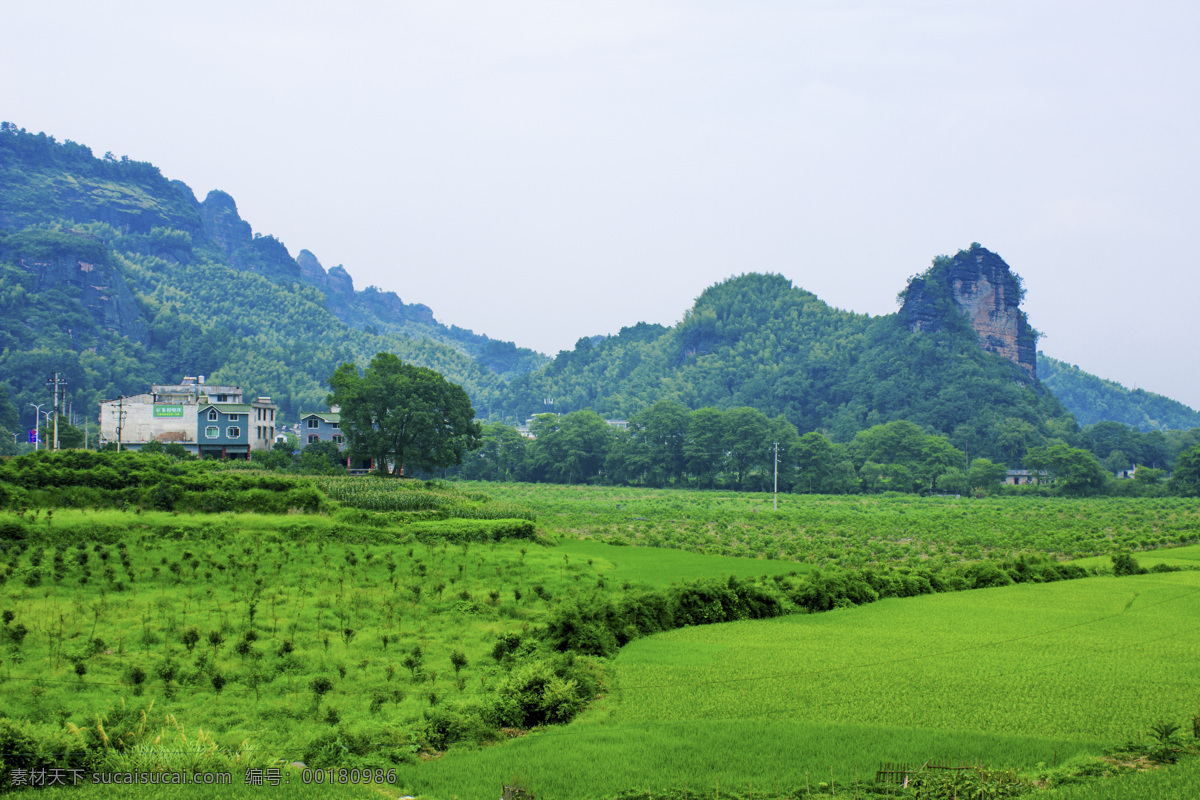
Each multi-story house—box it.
[99,376,277,459]
[299,411,344,447]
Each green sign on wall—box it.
[153,405,184,417]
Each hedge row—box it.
[541,555,1098,657]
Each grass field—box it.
[397,570,1200,799]
[4,481,1200,800]
[1040,756,1200,799]
[457,482,1200,565]
[0,509,599,770]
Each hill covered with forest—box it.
[1037,354,1200,432]
[0,123,547,429]
[1,122,1196,462]
[499,246,1072,461]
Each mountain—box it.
[2,123,1196,459]
[1037,354,1200,432]
[0,123,547,430]
[498,245,1073,461]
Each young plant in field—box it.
[1149,719,1183,763]
[310,675,334,712]
[402,646,424,680]
[126,665,147,696]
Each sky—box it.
[3,1,1198,409]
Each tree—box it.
[526,411,615,484]
[1024,444,1107,496]
[935,467,968,495]
[1169,445,1200,496]
[684,408,724,489]
[721,407,772,490]
[966,458,1006,493]
[454,422,528,481]
[326,354,481,477]
[298,440,346,474]
[794,432,837,494]
[625,400,691,487]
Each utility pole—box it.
[773,441,779,511]
[112,396,127,452]
[47,373,65,451]
[27,403,45,451]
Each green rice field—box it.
[459,482,1200,565]
[398,570,1200,799]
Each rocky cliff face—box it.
[900,244,1037,380]
[10,240,147,346]
[199,190,251,258]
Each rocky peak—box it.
[326,265,355,295]
[296,249,328,284]
[900,244,1037,380]
[200,190,251,258]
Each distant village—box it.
[97,377,632,467]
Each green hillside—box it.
[4,122,1198,462]
[1038,353,1200,432]
[501,264,1072,462]
[0,123,544,429]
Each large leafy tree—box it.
[455,422,529,482]
[327,353,481,477]
[1024,444,1108,496]
[526,410,615,484]
[625,399,691,487]
[1169,445,1200,496]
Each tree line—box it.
[444,402,1200,498]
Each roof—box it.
[199,403,253,413]
[300,412,341,423]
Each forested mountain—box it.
[1037,354,1200,432]
[1,123,1195,463]
[0,123,546,432]
[501,248,1071,462]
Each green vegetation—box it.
[0,505,600,777]
[0,452,1196,799]
[448,410,1198,499]
[1039,353,1200,432]
[498,264,1072,464]
[398,571,1200,799]
[0,123,542,434]
[452,482,1200,565]
[327,353,482,476]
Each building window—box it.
[205,426,219,439]
[307,434,320,444]
[227,426,241,439]
[208,409,218,421]
[330,422,340,429]
[332,434,344,444]
[228,414,240,422]
[307,418,320,428]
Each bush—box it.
[406,518,538,544]
[0,718,86,789]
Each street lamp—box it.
[27,403,45,451]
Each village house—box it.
[98,376,277,459]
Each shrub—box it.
[0,718,86,788]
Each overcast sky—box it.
[4,1,1198,409]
